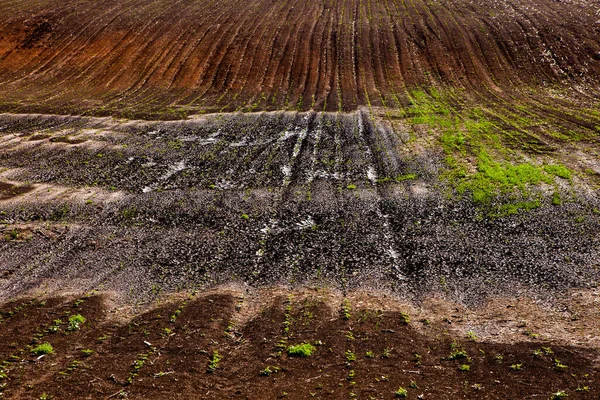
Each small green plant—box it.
[287,343,315,357]
[409,380,419,389]
[127,351,152,384]
[554,359,568,371]
[394,387,408,398]
[260,366,280,376]
[207,350,221,373]
[47,319,61,333]
[459,364,471,371]
[81,349,94,357]
[552,191,563,206]
[395,173,417,182]
[347,369,355,380]
[449,348,468,360]
[510,363,523,371]
[414,353,422,366]
[341,299,352,320]
[365,350,375,358]
[550,391,568,399]
[67,314,86,331]
[39,394,51,400]
[399,311,410,324]
[466,330,478,341]
[381,347,392,358]
[32,343,54,355]
[575,386,589,392]
[345,350,357,361]
[346,183,357,190]
[170,309,182,323]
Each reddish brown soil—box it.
[0,0,598,116]
[0,291,598,399]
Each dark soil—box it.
[0,182,34,200]
[0,292,597,399]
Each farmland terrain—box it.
[0,0,598,116]
[0,0,600,398]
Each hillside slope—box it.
[0,0,598,116]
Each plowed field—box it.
[0,0,598,117]
[1,0,600,398]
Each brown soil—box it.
[0,0,598,117]
[0,181,35,200]
[0,289,598,399]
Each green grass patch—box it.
[401,88,582,216]
[287,343,316,357]
[32,343,54,355]
[67,314,86,331]
[544,164,572,180]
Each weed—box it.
[466,330,478,341]
[127,350,153,384]
[544,164,572,180]
[260,366,280,376]
[552,191,563,205]
[542,347,554,355]
[347,369,356,380]
[449,348,468,360]
[346,183,357,190]
[414,353,422,366]
[510,363,523,371]
[81,349,94,357]
[399,311,410,324]
[170,308,183,323]
[341,299,352,320]
[575,386,589,392]
[459,364,471,371]
[554,359,568,371]
[67,314,86,331]
[32,343,53,355]
[394,387,408,398]
[395,174,417,182]
[345,350,357,361]
[120,207,137,221]
[47,319,61,333]
[381,348,392,358]
[287,343,315,357]
[207,350,221,373]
